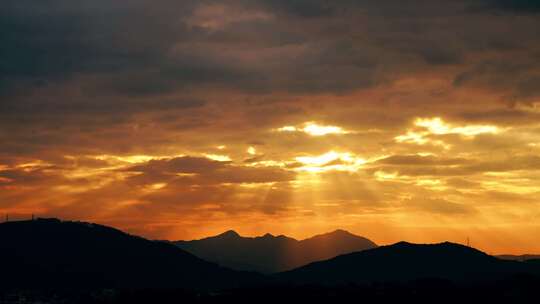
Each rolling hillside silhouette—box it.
[498,254,540,262]
[0,218,264,289]
[173,229,377,273]
[280,241,540,284]
[2,219,540,303]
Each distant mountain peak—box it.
[329,229,353,235]
[218,230,241,238]
[393,241,414,246]
[306,229,369,241]
[175,229,377,273]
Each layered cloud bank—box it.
[1,0,540,253]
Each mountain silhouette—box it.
[498,254,540,261]
[0,218,264,289]
[279,241,540,284]
[173,229,377,273]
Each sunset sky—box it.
[2,0,540,254]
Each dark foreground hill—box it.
[498,254,540,261]
[0,218,264,289]
[279,241,540,284]
[1,221,540,303]
[173,229,377,273]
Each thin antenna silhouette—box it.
[5,214,8,222]
[32,214,35,221]
[466,237,470,247]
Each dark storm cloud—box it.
[454,57,540,100]
[259,0,464,18]
[0,1,513,96]
[0,96,205,117]
[0,1,195,93]
[0,0,267,97]
[259,0,338,17]
[473,0,540,13]
[0,0,212,144]
[1,0,538,108]
[2,0,540,158]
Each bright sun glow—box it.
[415,117,499,136]
[395,117,501,149]
[277,126,298,132]
[204,154,232,162]
[94,154,164,164]
[302,122,349,136]
[148,183,167,190]
[295,151,366,172]
[277,122,350,136]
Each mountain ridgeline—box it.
[1,218,540,296]
[0,218,265,289]
[279,241,540,284]
[497,254,540,262]
[173,229,377,273]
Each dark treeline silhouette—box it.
[173,229,377,273]
[1,219,539,303]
